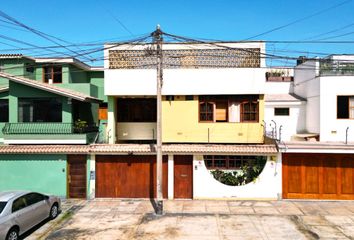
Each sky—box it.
[1,0,354,66]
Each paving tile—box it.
[229,206,255,214]
[301,215,330,226]
[310,226,347,239]
[325,215,354,226]
[253,206,280,215]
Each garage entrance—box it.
[283,153,354,200]
[95,155,168,198]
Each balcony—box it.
[116,122,157,142]
[320,60,354,76]
[2,122,98,144]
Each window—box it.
[274,108,290,116]
[166,95,174,101]
[98,103,108,120]
[0,100,8,122]
[185,95,194,101]
[199,100,214,122]
[12,197,27,213]
[25,63,34,73]
[337,96,354,119]
[24,193,45,206]
[117,98,156,122]
[240,100,258,122]
[18,98,62,122]
[204,155,259,170]
[43,65,62,83]
[0,202,7,214]
[199,96,259,123]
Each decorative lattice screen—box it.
[109,48,261,69]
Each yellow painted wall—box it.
[162,95,264,143]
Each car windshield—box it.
[0,202,7,214]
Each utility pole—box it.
[153,24,163,215]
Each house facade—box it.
[99,42,281,200]
[264,55,354,200]
[0,54,106,198]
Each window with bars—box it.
[204,155,259,170]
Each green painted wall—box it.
[9,81,73,123]
[69,65,88,83]
[89,71,105,101]
[0,154,67,197]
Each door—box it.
[174,155,193,199]
[68,155,87,198]
[95,155,168,198]
[11,196,33,234]
[283,153,354,200]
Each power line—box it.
[0,10,93,61]
[243,0,352,40]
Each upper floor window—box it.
[0,99,9,122]
[43,65,62,83]
[199,95,259,123]
[18,98,62,122]
[117,98,156,122]
[337,96,354,119]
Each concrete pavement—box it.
[39,199,354,239]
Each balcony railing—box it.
[2,123,98,135]
[320,60,354,76]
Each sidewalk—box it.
[40,199,354,239]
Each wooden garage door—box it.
[283,153,354,200]
[96,155,168,198]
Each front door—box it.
[68,155,87,198]
[174,155,193,199]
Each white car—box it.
[0,191,61,240]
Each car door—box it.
[11,196,33,234]
[24,193,48,225]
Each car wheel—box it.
[49,203,59,220]
[6,228,19,240]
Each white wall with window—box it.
[264,99,306,141]
[320,76,354,142]
[193,154,282,199]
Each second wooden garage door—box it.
[283,153,354,200]
[96,155,168,198]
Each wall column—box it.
[168,154,174,199]
[62,97,72,123]
[88,154,96,199]
[107,96,116,144]
[9,95,18,122]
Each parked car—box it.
[0,191,61,240]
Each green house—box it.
[0,54,107,145]
[0,54,106,197]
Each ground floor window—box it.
[0,99,8,122]
[204,155,267,186]
[18,98,62,122]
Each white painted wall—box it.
[88,154,95,200]
[116,122,157,140]
[265,102,306,141]
[264,82,294,94]
[105,68,267,96]
[294,61,321,134]
[319,76,354,142]
[193,154,281,199]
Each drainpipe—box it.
[279,125,283,142]
[271,120,277,140]
[345,127,349,144]
[261,120,267,137]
